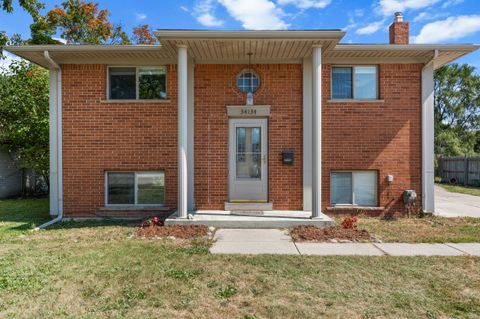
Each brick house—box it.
[5,13,478,225]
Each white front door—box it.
[229,118,268,201]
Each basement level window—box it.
[331,171,377,207]
[106,172,165,206]
[332,66,377,100]
[108,67,167,100]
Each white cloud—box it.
[412,15,480,43]
[135,13,147,21]
[180,6,189,12]
[0,52,21,71]
[356,20,385,35]
[441,0,464,9]
[277,0,331,9]
[52,37,67,44]
[413,11,446,22]
[376,0,441,17]
[194,0,224,27]
[218,0,288,30]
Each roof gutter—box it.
[35,51,63,230]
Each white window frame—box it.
[330,170,378,207]
[107,66,167,100]
[331,65,378,100]
[105,171,165,207]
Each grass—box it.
[0,197,50,239]
[0,198,480,317]
[356,216,480,243]
[437,183,480,197]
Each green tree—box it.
[1,0,44,20]
[43,0,130,44]
[434,64,480,156]
[0,61,49,185]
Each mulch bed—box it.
[290,225,372,242]
[134,225,209,239]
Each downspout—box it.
[34,51,63,230]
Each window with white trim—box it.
[236,70,260,93]
[106,172,165,206]
[331,171,377,206]
[332,66,377,99]
[108,67,167,100]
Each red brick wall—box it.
[62,64,178,217]
[61,62,422,217]
[322,64,422,214]
[194,64,303,210]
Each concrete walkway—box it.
[435,185,480,218]
[210,229,480,256]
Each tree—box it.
[1,0,44,20]
[131,24,156,45]
[434,63,480,156]
[0,60,49,184]
[44,0,130,44]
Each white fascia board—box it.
[155,30,346,40]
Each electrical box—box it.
[282,149,294,165]
[387,175,394,182]
[403,190,417,205]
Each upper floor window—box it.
[332,66,377,100]
[237,70,260,93]
[109,67,167,100]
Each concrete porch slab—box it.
[295,243,384,256]
[374,243,465,256]
[210,229,298,255]
[165,210,334,228]
[446,243,480,256]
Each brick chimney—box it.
[389,12,409,44]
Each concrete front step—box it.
[165,210,334,228]
[224,202,273,211]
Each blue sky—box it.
[1,0,480,67]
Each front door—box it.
[229,118,268,201]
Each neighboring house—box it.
[0,150,22,198]
[4,13,478,221]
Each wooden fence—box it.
[437,156,480,186]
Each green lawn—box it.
[1,199,480,318]
[438,183,480,197]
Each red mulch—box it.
[134,225,209,239]
[290,225,371,242]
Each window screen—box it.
[332,67,353,99]
[109,68,136,100]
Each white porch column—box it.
[312,46,322,218]
[177,45,188,218]
[422,62,435,213]
[302,57,312,211]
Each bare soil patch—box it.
[291,225,371,242]
[134,225,209,239]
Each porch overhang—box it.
[3,38,477,69]
[154,29,345,63]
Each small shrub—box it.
[140,216,164,228]
[214,286,237,299]
[340,216,358,229]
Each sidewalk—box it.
[210,229,480,256]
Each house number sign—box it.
[226,105,271,117]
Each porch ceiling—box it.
[155,30,346,63]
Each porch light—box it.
[246,51,254,106]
